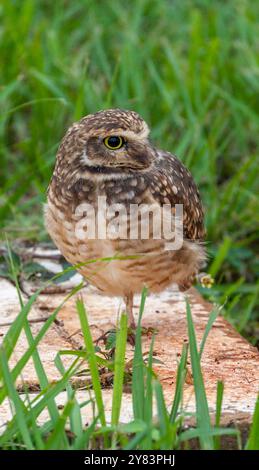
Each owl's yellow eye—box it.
[103,136,125,150]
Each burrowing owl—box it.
[45,109,205,327]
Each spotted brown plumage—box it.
[45,109,206,326]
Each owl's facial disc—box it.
[83,131,155,171]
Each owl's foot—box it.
[140,326,157,337]
[126,327,136,346]
[126,325,157,346]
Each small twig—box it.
[32,253,63,261]
[67,328,82,340]
[0,316,50,328]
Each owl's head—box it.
[56,109,156,174]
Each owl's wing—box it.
[145,149,205,241]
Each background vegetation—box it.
[0,1,258,339]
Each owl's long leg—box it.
[124,292,136,329]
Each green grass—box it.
[0,0,258,343]
[0,244,257,449]
[0,281,251,450]
[0,249,254,449]
[0,0,258,450]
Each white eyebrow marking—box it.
[85,124,150,142]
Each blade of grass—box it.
[72,415,99,450]
[170,342,188,423]
[154,379,178,450]
[55,353,83,440]
[0,288,39,365]
[132,287,148,420]
[26,392,45,450]
[154,379,170,440]
[45,397,75,450]
[0,356,81,447]
[246,395,259,450]
[111,312,128,448]
[0,282,83,404]
[214,380,224,450]
[179,426,240,443]
[76,298,107,433]
[199,306,220,359]
[123,429,148,450]
[142,334,155,450]
[186,300,214,449]
[208,236,232,278]
[4,243,87,441]
[0,347,34,450]
[5,241,64,433]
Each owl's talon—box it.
[141,326,157,336]
[127,328,136,346]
